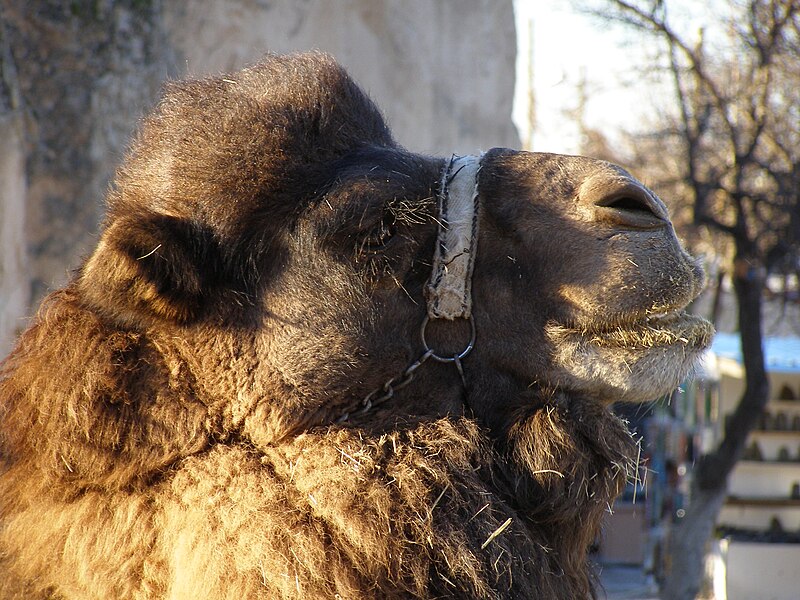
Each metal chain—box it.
[336,349,435,423]
[336,315,476,424]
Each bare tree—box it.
[582,1,800,598]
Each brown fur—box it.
[0,53,711,599]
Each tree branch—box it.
[605,0,740,146]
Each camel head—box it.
[77,53,713,442]
[469,149,712,431]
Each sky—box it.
[513,1,733,156]
[512,0,669,155]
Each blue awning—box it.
[711,332,800,373]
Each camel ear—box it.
[79,212,223,324]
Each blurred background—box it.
[1,2,798,599]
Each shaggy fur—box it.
[0,53,711,599]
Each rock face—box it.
[163,0,520,155]
[0,0,519,357]
[0,1,176,356]
[0,112,27,358]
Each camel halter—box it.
[426,154,481,320]
[338,154,482,423]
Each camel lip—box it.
[556,309,715,350]
[597,310,715,350]
[643,308,689,326]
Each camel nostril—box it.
[593,189,669,229]
[579,175,671,230]
[601,195,656,215]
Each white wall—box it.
[713,539,800,600]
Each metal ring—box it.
[420,315,476,363]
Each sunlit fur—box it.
[0,53,710,599]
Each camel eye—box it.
[360,214,397,252]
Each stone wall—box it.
[1,0,176,356]
[163,0,520,156]
[0,112,27,357]
[0,0,519,356]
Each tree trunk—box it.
[661,486,727,600]
[661,256,769,600]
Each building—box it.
[707,333,800,600]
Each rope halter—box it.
[337,154,483,423]
[426,154,482,320]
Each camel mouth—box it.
[545,309,714,404]
[588,310,714,350]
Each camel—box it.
[0,53,713,599]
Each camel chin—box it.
[546,308,714,404]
